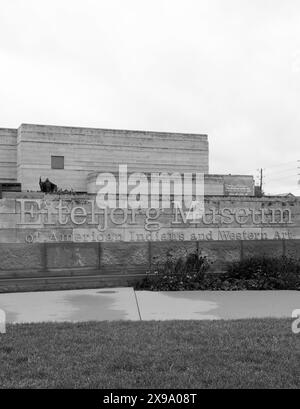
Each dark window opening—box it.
[51,156,64,169]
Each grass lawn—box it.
[0,318,299,388]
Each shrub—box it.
[135,252,300,291]
[225,255,300,290]
[135,251,210,291]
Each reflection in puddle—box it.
[97,290,116,294]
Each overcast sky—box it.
[1,0,300,194]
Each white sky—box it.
[1,0,300,194]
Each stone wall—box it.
[0,194,299,286]
[1,193,298,242]
[0,239,297,280]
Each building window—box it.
[51,156,64,169]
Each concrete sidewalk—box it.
[0,288,299,323]
[0,288,140,323]
[136,290,300,320]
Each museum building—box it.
[0,123,254,196]
[0,124,298,293]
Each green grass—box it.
[0,319,299,388]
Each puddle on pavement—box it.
[66,294,128,321]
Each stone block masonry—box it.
[16,124,209,192]
[0,128,17,183]
[0,193,299,291]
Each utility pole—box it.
[255,168,263,197]
[259,168,263,191]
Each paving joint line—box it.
[133,289,142,321]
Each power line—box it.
[264,173,297,180]
[262,160,298,171]
[264,167,297,177]
[251,161,298,175]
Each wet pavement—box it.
[135,290,300,320]
[0,288,140,323]
[0,288,299,323]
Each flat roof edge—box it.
[0,127,18,132]
[18,123,208,138]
